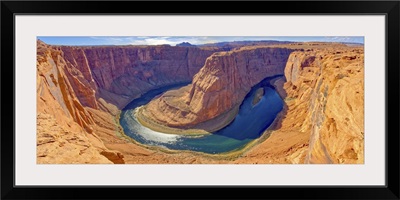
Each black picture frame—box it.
[1,1,399,199]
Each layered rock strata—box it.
[36,40,217,163]
[37,41,124,163]
[236,46,364,164]
[37,40,364,164]
[48,41,218,110]
[284,49,364,164]
[140,47,293,130]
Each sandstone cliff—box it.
[236,46,364,164]
[284,48,364,164]
[36,40,217,163]
[37,40,364,164]
[57,44,217,110]
[141,47,293,129]
[37,40,124,163]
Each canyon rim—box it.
[36,36,364,164]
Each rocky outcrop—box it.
[37,41,124,164]
[234,46,364,164]
[141,47,293,128]
[254,47,364,164]
[284,49,364,164]
[37,41,96,134]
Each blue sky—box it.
[37,36,364,46]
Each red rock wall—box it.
[36,40,217,163]
[37,41,124,164]
[188,48,293,121]
[58,45,217,109]
[145,47,294,128]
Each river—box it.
[120,76,284,154]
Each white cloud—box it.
[129,38,177,45]
[324,36,359,43]
[128,36,220,46]
[145,38,177,45]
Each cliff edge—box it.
[139,47,293,130]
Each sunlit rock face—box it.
[37,40,124,164]
[36,40,217,164]
[37,39,364,164]
[57,44,218,109]
[233,45,364,164]
[143,47,293,128]
[284,49,364,164]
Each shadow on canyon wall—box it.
[272,82,288,131]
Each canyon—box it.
[36,40,364,164]
[139,47,293,131]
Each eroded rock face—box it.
[283,48,364,164]
[37,41,96,134]
[143,47,293,128]
[36,40,217,164]
[58,44,217,109]
[37,39,364,164]
[234,46,364,164]
[37,41,124,164]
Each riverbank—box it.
[135,104,240,135]
[122,76,284,155]
[118,104,284,161]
